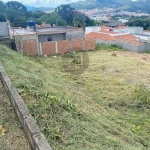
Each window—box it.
[47,36,52,41]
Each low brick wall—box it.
[57,40,71,54]
[22,39,37,56]
[21,38,96,56]
[72,39,83,52]
[41,42,56,55]
[84,38,96,51]
[0,62,52,150]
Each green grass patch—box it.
[96,43,123,51]
[0,45,150,150]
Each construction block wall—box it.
[57,40,70,54]
[41,42,56,55]
[21,38,96,56]
[72,39,83,52]
[84,38,96,51]
[22,39,37,55]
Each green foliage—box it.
[37,12,67,26]
[6,1,27,13]
[132,84,150,105]
[96,43,123,51]
[55,4,74,25]
[55,4,96,28]
[127,17,150,30]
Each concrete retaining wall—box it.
[0,62,52,150]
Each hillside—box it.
[71,0,132,9]
[128,0,150,13]
[71,0,150,13]
[0,45,150,150]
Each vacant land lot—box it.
[0,45,150,150]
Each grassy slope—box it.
[0,45,150,150]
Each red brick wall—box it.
[84,38,96,51]
[72,39,83,52]
[22,40,37,55]
[41,42,56,55]
[57,40,70,54]
[22,38,96,56]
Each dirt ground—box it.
[0,81,31,150]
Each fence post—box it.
[55,41,58,55]
[70,40,72,52]
[82,38,85,51]
[39,42,42,55]
[36,34,40,55]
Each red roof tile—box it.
[99,30,118,34]
[85,32,116,41]
[115,34,137,40]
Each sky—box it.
[1,0,83,7]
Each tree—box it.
[6,1,27,13]
[55,4,75,25]
[73,12,86,28]
[0,1,6,10]
[12,17,27,28]
[38,13,67,26]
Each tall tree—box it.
[6,1,27,13]
[55,4,75,25]
[73,12,86,28]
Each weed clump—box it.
[132,84,150,105]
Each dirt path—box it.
[0,81,31,150]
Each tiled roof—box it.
[85,32,116,41]
[115,34,137,40]
[99,30,118,34]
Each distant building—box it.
[118,19,128,23]
[104,21,125,28]
[13,21,84,43]
[85,24,150,53]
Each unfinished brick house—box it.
[13,21,95,55]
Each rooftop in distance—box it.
[12,21,83,36]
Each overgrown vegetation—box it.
[95,43,123,51]
[0,45,150,149]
